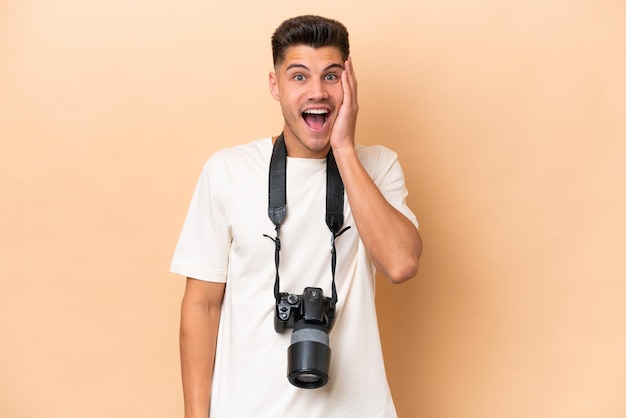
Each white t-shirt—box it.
[171,137,418,418]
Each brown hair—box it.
[271,15,350,66]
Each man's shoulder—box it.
[355,143,399,165]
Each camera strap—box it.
[265,133,351,310]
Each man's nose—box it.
[306,79,328,101]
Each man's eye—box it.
[294,74,305,81]
[325,73,338,81]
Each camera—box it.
[274,287,335,389]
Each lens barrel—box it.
[287,322,331,389]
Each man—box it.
[171,15,422,417]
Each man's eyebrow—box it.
[324,63,344,72]
[285,63,344,72]
[285,63,309,71]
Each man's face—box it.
[269,45,345,158]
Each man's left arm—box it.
[331,58,422,283]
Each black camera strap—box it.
[265,133,350,310]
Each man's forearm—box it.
[333,146,422,283]
[180,281,224,418]
[328,58,421,283]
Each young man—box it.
[171,15,422,418]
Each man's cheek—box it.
[328,113,340,130]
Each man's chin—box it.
[305,133,331,150]
[299,135,331,158]
[284,124,332,157]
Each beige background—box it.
[1,1,625,417]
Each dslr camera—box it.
[274,287,335,389]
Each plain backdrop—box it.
[1,1,625,417]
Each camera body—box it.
[274,287,335,389]
[274,287,335,333]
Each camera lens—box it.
[287,321,331,389]
[296,373,321,383]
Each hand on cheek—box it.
[330,57,359,153]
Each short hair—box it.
[271,15,350,67]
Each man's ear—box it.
[269,72,280,101]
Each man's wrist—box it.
[331,140,357,160]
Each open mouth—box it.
[302,109,329,131]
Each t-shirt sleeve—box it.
[360,145,419,230]
[170,155,232,282]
